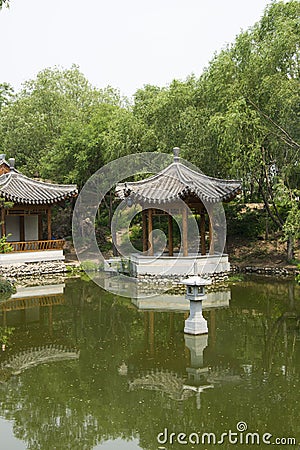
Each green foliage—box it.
[128,223,143,251]
[0,2,299,259]
[66,265,82,276]
[225,203,266,240]
[0,196,14,210]
[0,277,15,297]
[0,83,14,110]
[0,234,13,253]
[79,260,102,272]
[0,65,122,178]
[296,265,300,284]
[227,274,245,283]
[0,326,14,346]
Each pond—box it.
[0,276,299,450]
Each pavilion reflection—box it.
[0,283,65,327]
[124,317,244,410]
[0,283,79,383]
[125,290,232,409]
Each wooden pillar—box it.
[209,310,216,349]
[48,305,53,336]
[142,210,148,253]
[182,205,188,257]
[200,210,206,256]
[209,213,214,255]
[1,208,6,237]
[169,312,174,338]
[149,311,154,356]
[47,207,52,240]
[38,214,43,240]
[144,311,149,347]
[20,216,25,242]
[168,214,173,256]
[148,208,154,256]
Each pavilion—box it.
[115,148,241,276]
[0,154,77,264]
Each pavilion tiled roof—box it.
[0,165,77,205]
[116,155,241,205]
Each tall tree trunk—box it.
[287,234,294,262]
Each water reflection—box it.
[131,289,230,311]
[0,277,298,449]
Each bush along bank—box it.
[231,265,300,278]
[0,276,16,300]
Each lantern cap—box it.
[181,276,212,286]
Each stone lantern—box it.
[182,276,212,335]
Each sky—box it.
[0,0,271,98]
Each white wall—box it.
[0,250,64,264]
[25,215,38,241]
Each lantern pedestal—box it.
[184,300,208,335]
[181,275,212,336]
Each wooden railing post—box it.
[11,239,65,252]
[47,208,52,240]
[182,205,188,257]
[148,208,154,256]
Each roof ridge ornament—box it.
[173,147,180,163]
[8,158,15,171]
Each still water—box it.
[0,276,299,450]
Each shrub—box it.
[0,235,13,253]
[0,277,16,300]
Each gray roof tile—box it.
[0,171,78,205]
[116,161,241,204]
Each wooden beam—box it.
[1,208,6,237]
[209,213,215,255]
[38,214,43,240]
[182,205,188,257]
[142,210,148,253]
[148,208,154,256]
[200,211,206,255]
[20,216,25,242]
[168,214,173,256]
[47,208,52,240]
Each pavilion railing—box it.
[11,239,65,252]
[0,294,65,311]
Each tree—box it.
[0,83,14,110]
[181,0,300,258]
[0,0,9,9]
[130,1,300,259]
[0,65,121,178]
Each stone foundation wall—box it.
[0,261,66,280]
[134,265,299,295]
[136,272,230,294]
[231,265,299,277]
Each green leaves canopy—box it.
[0,1,299,250]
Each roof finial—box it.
[173,147,180,162]
[8,158,15,171]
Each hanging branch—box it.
[254,160,282,229]
[246,97,300,150]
